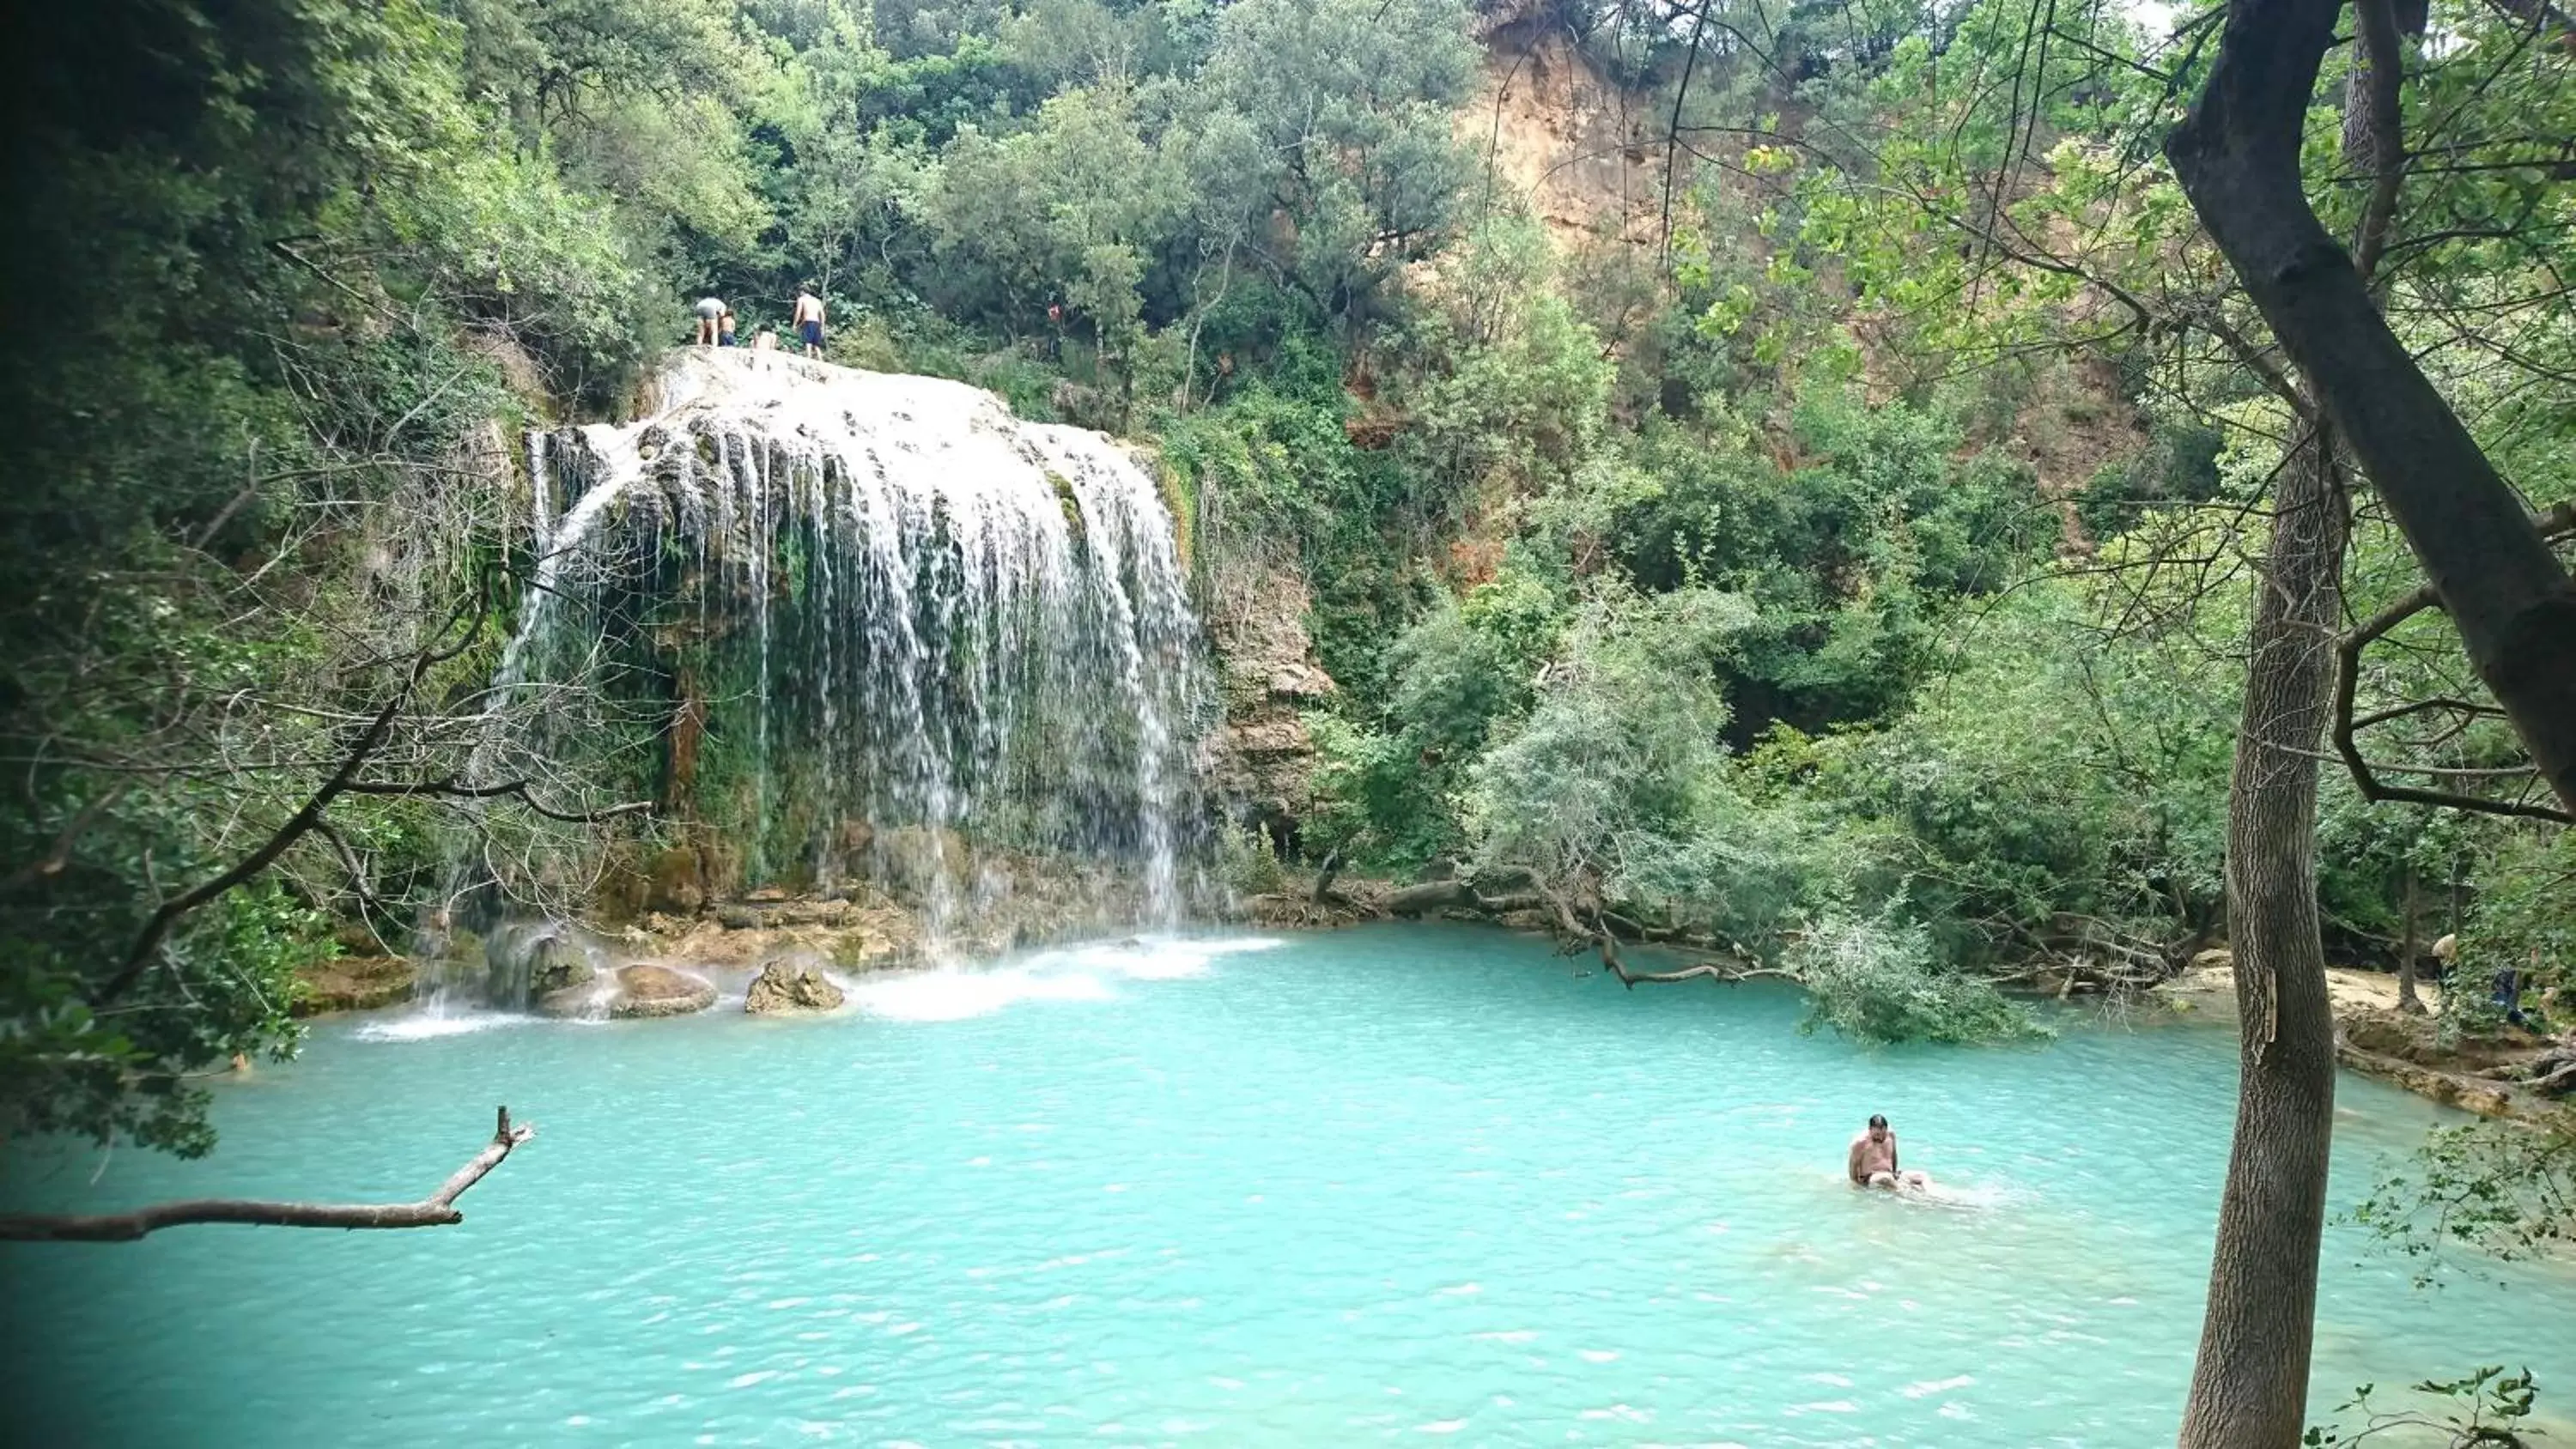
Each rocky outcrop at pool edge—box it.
[607,963,718,1019]
[2335,1004,2572,1120]
[746,960,846,1014]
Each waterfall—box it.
[471,349,1210,952]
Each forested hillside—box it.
[4,0,2571,1152]
[6,3,2576,1440]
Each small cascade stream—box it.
[457,350,1209,979]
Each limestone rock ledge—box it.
[1200,565,1334,844]
[293,955,417,1016]
[2336,1004,2570,1120]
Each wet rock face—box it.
[1200,566,1335,842]
[528,934,596,997]
[871,826,971,900]
[293,956,416,1016]
[521,349,1207,918]
[745,960,846,1014]
[645,847,707,915]
[606,963,717,1019]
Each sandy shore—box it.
[2160,955,2441,1016]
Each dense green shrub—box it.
[1791,909,2051,1046]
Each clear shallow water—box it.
[4,924,2570,1447]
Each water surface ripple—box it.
[5,925,2570,1446]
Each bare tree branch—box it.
[0,1107,535,1243]
[337,777,653,825]
[94,673,425,1004]
[2332,583,2575,823]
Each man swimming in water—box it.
[1849,1114,1929,1191]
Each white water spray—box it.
[476,350,1208,951]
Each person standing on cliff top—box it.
[693,294,725,346]
[793,286,826,357]
[1850,1114,1929,1191]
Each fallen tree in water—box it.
[0,1107,535,1243]
[1593,934,1796,990]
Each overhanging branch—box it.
[0,1106,536,1243]
[96,578,494,1003]
[2333,584,2574,823]
[338,776,653,824]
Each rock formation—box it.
[292,956,417,1016]
[534,961,715,1019]
[1200,565,1334,846]
[745,960,846,1014]
[605,964,717,1019]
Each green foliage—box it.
[1301,712,1455,868]
[1464,585,1750,885]
[1395,220,1615,494]
[0,0,677,1157]
[1789,907,2050,1046]
[1188,0,1476,320]
[1823,575,2235,959]
[2075,421,2224,539]
[1544,395,2050,735]
[2304,1365,2540,1447]
[394,144,664,399]
[2458,829,2576,1003]
[921,86,1181,341]
[2353,1115,2576,1287]
[1215,822,1289,898]
[0,866,318,1158]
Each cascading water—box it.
[465,349,1210,961]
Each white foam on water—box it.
[849,935,1282,1022]
[1909,1179,2015,1210]
[1824,1167,2016,1210]
[848,966,1115,1023]
[1057,934,1286,981]
[354,1009,535,1043]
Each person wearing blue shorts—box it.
[793,287,826,357]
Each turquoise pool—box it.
[4,925,2568,1446]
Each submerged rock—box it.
[483,920,602,1006]
[606,963,717,1019]
[745,960,845,1014]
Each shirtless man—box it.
[793,287,826,357]
[1849,1114,1929,1191]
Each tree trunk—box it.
[2397,862,2426,1014]
[1383,878,1475,916]
[2178,433,2348,1448]
[2165,0,2576,818]
[2449,854,2464,939]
